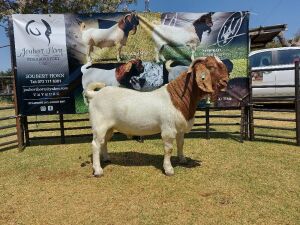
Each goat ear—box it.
[115,62,133,82]
[195,67,214,93]
[124,61,133,72]
[187,57,206,74]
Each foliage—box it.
[0,0,137,39]
[0,0,137,21]
[0,69,12,77]
[265,40,283,49]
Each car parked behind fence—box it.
[250,47,300,97]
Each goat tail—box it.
[165,60,174,72]
[81,61,92,74]
[85,82,106,99]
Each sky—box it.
[1,0,299,71]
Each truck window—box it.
[250,51,272,67]
[277,49,300,65]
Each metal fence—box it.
[0,76,19,150]
[249,61,300,145]
[2,61,300,150]
[20,106,247,147]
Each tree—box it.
[0,0,137,21]
[0,69,12,77]
[291,29,300,46]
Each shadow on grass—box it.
[21,129,297,149]
[252,137,297,146]
[89,151,201,173]
[0,144,18,152]
[27,129,245,147]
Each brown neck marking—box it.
[167,71,204,121]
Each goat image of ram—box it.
[81,59,145,104]
[86,56,228,177]
[152,12,214,62]
[80,13,139,62]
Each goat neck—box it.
[167,71,205,121]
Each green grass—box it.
[74,88,88,114]
[0,108,299,225]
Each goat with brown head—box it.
[167,56,229,120]
[118,13,140,36]
[115,59,144,89]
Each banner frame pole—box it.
[8,16,25,151]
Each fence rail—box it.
[1,61,300,150]
[249,61,300,145]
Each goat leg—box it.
[162,136,175,176]
[86,45,93,62]
[92,128,109,177]
[101,129,113,163]
[176,133,187,164]
[116,42,122,62]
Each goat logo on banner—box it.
[25,19,52,45]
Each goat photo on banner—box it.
[10,11,249,115]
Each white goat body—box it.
[153,25,198,47]
[82,25,126,49]
[152,25,199,62]
[81,62,119,90]
[89,85,193,137]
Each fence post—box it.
[23,116,30,146]
[295,61,300,146]
[8,16,25,151]
[240,106,245,143]
[205,107,210,139]
[248,74,254,141]
[59,114,65,144]
[244,106,249,140]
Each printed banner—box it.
[12,14,73,114]
[11,12,249,115]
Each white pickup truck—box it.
[249,47,300,97]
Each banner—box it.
[11,12,249,115]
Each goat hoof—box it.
[93,172,103,177]
[94,174,103,178]
[93,168,103,177]
[164,168,174,176]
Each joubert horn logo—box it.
[217,12,245,47]
[25,19,52,45]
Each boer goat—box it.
[86,56,229,177]
[81,13,139,62]
[152,12,214,62]
[81,59,145,104]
